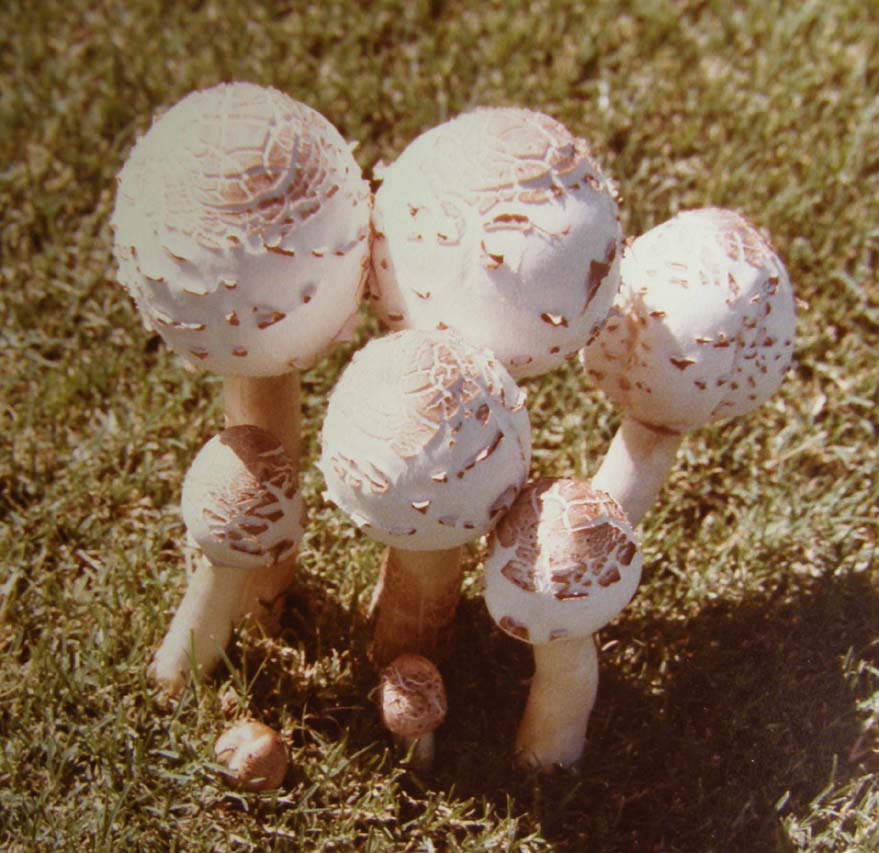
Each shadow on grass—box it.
[435,570,879,853]
[206,564,877,852]
[227,570,384,743]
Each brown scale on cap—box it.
[254,309,287,330]
[707,207,777,269]
[156,85,342,252]
[493,479,637,599]
[410,108,612,238]
[499,615,531,642]
[330,333,513,480]
[401,337,486,430]
[331,453,391,496]
[456,431,504,479]
[585,239,619,309]
[188,425,302,563]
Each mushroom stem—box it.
[150,558,248,694]
[393,731,436,773]
[590,418,683,526]
[369,545,464,666]
[223,373,301,458]
[515,635,599,771]
[223,372,301,632]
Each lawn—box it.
[1,0,878,850]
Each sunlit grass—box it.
[1,0,877,850]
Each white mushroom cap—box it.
[483,479,641,646]
[378,653,448,740]
[370,107,622,379]
[214,720,289,791]
[580,208,796,433]
[111,82,371,376]
[182,425,305,569]
[319,329,532,550]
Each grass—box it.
[1,0,878,850]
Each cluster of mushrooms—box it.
[111,82,796,788]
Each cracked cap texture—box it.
[483,478,642,645]
[182,425,304,569]
[371,107,622,379]
[319,329,532,550]
[111,81,371,376]
[379,654,447,740]
[580,207,796,433]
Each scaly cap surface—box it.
[371,107,622,378]
[182,425,304,569]
[319,329,532,550]
[378,654,447,740]
[112,82,371,376]
[580,208,796,432]
[483,479,641,645]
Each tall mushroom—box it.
[483,478,642,770]
[319,329,532,665]
[149,425,304,693]
[111,82,371,635]
[580,208,796,524]
[370,106,622,379]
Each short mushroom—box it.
[483,478,642,770]
[378,653,447,772]
[370,107,622,379]
[580,207,796,524]
[111,81,371,637]
[318,328,532,665]
[214,719,289,792]
[149,425,304,693]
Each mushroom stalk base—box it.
[224,372,301,633]
[590,418,683,526]
[515,636,599,771]
[150,558,247,695]
[369,546,464,667]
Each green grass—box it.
[1,0,878,850]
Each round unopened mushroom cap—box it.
[483,479,642,646]
[580,208,796,433]
[215,720,289,791]
[111,82,371,376]
[318,329,532,550]
[182,425,304,569]
[378,653,447,739]
[371,107,622,379]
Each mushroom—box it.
[214,719,289,792]
[580,208,797,524]
[110,82,371,636]
[378,653,447,772]
[482,478,642,770]
[370,106,622,379]
[318,328,532,665]
[149,425,304,692]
